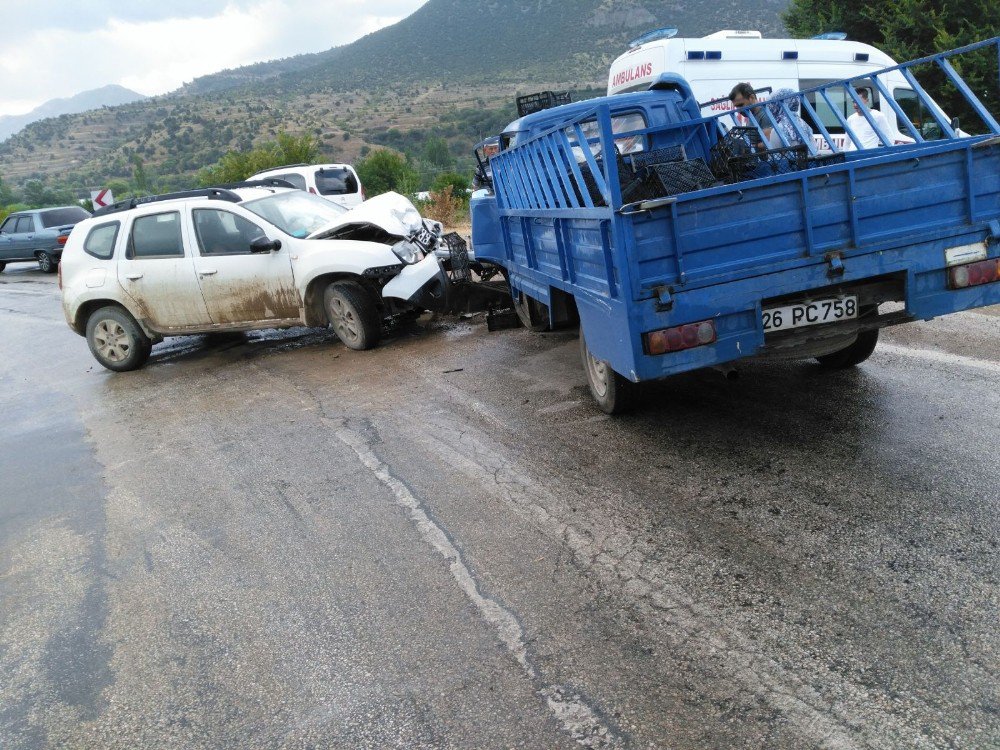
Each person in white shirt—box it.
[845,89,893,150]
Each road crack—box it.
[334,419,624,749]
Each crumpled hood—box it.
[307,192,424,240]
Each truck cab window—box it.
[566,112,648,160]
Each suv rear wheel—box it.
[86,306,152,372]
[324,281,381,350]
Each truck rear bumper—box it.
[594,238,1000,382]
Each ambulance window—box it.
[801,79,875,133]
[894,88,941,139]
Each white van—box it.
[607,29,943,150]
[249,163,365,208]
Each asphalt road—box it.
[1,261,998,750]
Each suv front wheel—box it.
[86,306,152,371]
[324,281,381,350]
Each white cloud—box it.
[0,0,427,116]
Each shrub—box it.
[421,185,462,227]
[431,172,471,202]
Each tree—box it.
[22,180,73,208]
[423,136,454,170]
[0,175,13,206]
[130,154,149,195]
[784,1,1000,116]
[196,132,320,186]
[274,132,318,164]
[355,149,418,196]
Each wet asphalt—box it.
[0,261,997,750]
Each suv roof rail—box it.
[259,163,311,170]
[211,178,296,190]
[92,188,242,217]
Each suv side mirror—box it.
[250,236,281,253]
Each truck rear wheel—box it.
[580,330,638,414]
[324,281,381,351]
[815,328,879,369]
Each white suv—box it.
[248,164,364,208]
[60,183,451,371]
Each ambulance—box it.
[607,28,944,150]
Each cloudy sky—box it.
[0,0,428,116]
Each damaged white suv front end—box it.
[304,191,452,312]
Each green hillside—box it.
[187,0,789,95]
[0,0,788,199]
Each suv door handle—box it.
[198,269,218,276]
[125,273,143,280]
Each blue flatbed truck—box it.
[470,38,1000,413]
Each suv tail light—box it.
[643,320,717,355]
[948,258,1000,289]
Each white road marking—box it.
[878,343,1000,374]
[336,424,620,749]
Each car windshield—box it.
[240,190,348,237]
[40,206,91,228]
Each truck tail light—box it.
[644,320,716,355]
[948,258,1000,289]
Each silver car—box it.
[0,205,92,273]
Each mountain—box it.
[185,0,790,95]
[0,0,788,193]
[0,85,146,141]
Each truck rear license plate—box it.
[762,295,858,332]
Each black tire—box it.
[36,251,56,273]
[0,262,6,273]
[579,329,639,414]
[816,328,879,369]
[513,290,551,332]
[324,281,381,350]
[85,306,152,372]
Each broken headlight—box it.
[392,239,424,265]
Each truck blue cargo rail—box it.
[471,37,1000,413]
